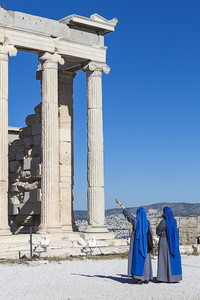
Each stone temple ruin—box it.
[1,8,199,258]
[0,8,131,258]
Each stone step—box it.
[80,232,115,240]
[99,246,129,255]
[107,238,129,247]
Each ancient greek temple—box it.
[0,8,127,257]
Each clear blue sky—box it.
[5,0,200,210]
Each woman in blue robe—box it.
[156,207,182,283]
[115,199,153,284]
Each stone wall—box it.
[8,103,42,233]
[8,69,77,234]
[150,216,200,245]
[8,87,76,234]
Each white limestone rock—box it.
[59,153,71,165]
[24,181,39,191]
[9,182,26,194]
[23,158,32,170]
[9,183,19,193]
[8,203,23,215]
[60,164,72,177]
[9,195,21,204]
[59,181,71,189]
[58,105,72,117]
[59,141,71,154]
[20,170,31,181]
[59,128,71,142]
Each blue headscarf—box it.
[163,207,179,257]
[135,207,149,258]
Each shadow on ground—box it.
[71,273,157,284]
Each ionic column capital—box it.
[83,61,110,75]
[0,44,17,58]
[38,52,65,65]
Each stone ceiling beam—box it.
[0,26,107,62]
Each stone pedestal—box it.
[38,52,64,233]
[58,70,77,231]
[84,62,110,233]
[0,44,17,235]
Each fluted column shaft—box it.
[0,44,17,235]
[58,70,76,231]
[38,52,64,233]
[84,62,110,233]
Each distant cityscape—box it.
[75,202,200,239]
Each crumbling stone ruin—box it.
[0,7,121,258]
[9,103,42,233]
[0,7,199,258]
[150,216,200,246]
[8,90,78,234]
[0,7,118,239]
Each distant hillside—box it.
[74,202,200,221]
[74,210,88,221]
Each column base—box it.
[0,227,12,236]
[84,225,109,234]
[38,225,61,234]
[61,224,78,232]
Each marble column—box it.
[38,52,64,233]
[83,62,110,233]
[0,44,17,235]
[58,70,77,231]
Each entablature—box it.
[0,8,117,64]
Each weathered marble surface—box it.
[2,8,118,241]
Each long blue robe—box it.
[123,208,153,280]
[156,219,182,282]
[164,219,182,276]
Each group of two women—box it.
[115,199,182,284]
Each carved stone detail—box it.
[83,61,110,75]
[0,44,17,57]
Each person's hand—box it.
[115,198,125,209]
[115,198,121,206]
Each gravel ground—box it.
[0,255,199,300]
